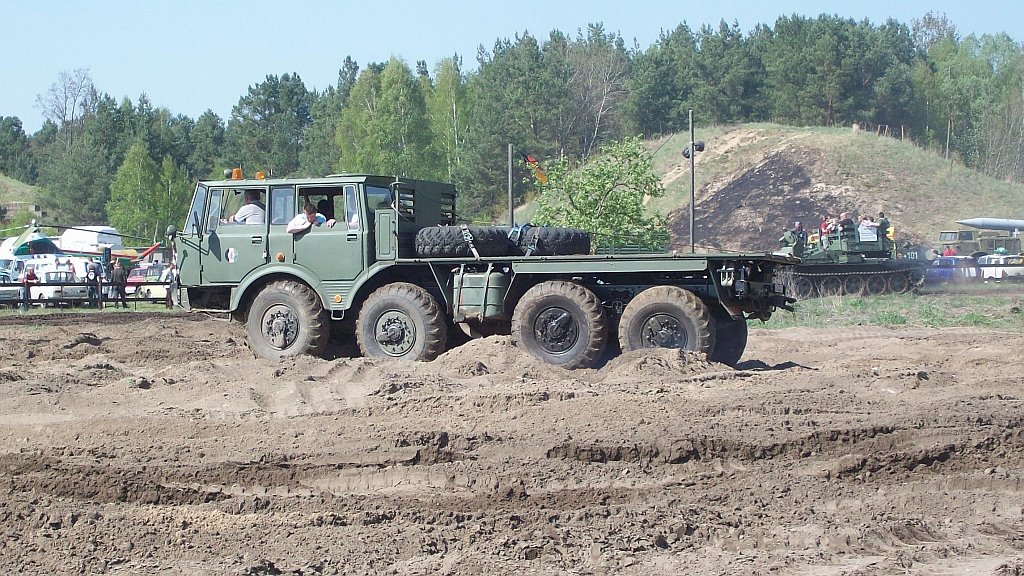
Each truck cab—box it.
[175,173,455,314]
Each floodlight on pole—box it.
[681,109,705,253]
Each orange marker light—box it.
[275,252,285,262]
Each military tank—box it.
[776,228,923,298]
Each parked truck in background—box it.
[936,229,1022,259]
[169,173,797,368]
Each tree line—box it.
[1,12,1022,238]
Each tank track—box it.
[783,265,923,299]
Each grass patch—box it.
[0,301,174,316]
[0,172,37,204]
[761,287,1024,332]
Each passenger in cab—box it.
[287,202,336,234]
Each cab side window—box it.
[187,185,208,235]
[206,190,223,233]
[270,187,295,225]
[344,185,360,230]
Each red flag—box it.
[521,152,549,185]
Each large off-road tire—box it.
[512,226,591,256]
[356,283,448,361]
[415,226,509,258]
[709,308,748,367]
[618,286,714,356]
[246,280,329,360]
[511,281,608,369]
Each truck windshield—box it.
[187,184,209,235]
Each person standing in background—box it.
[110,261,129,309]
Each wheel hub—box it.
[262,304,299,350]
[375,310,416,356]
[533,307,578,353]
[639,314,685,348]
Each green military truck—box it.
[169,173,797,368]
[937,230,1022,258]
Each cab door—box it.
[203,187,268,283]
[176,184,209,286]
[266,185,297,269]
[292,185,364,309]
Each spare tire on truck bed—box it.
[415,225,510,258]
[509,226,591,256]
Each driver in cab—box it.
[227,190,266,224]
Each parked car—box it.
[977,254,1024,281]
[37,270,88,307]
[924,256,982,284]
[126,265,167,299]
[0,276,22,303]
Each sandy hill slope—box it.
[648,124,1024,253]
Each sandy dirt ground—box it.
[0,311,1022,575]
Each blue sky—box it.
[2,0,1019,133]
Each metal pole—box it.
[508,144,514,227]
[689,109,695,254]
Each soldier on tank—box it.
[791,222,807,257]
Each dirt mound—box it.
[669,143,861,252]
[662,126,949,252]
[1,313,1022,575]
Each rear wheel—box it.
[511,281,607,369]
[246,281,329,360]
[618,286,714,356]
[709,308,747,367]
[357,283,448,362]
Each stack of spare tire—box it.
[414,225,591,258]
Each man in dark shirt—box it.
[86,258,101,307]
[110,261,129,309]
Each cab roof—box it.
[197,174,453,189]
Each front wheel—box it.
[618,286,714,356]
[511,281,608,369]
[246,281,329,359]
[356,283,448,362]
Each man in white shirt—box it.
[228,190,266,224]
[287,202,336,234]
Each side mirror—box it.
[166,224,178,240]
